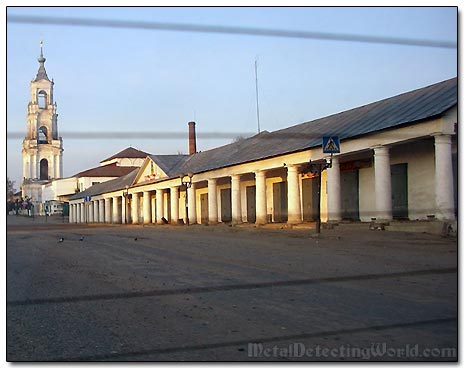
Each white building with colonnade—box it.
[69,78,457,231]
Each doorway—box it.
[273,181,288,222]
[246,186,256,223]
[391,163,408,219]
[302,177,318,221]
[341,170,359,220]
[39,159,48,180]
[221,188,232,222]
[200,193,208,224]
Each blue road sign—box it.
[322,136,340,154]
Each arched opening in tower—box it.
[40,159,48,180]
[38,126,48,143]
[38,91,47,109]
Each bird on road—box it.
[79,236,84,241]
[58,237,64,243]
[134,237,138,241]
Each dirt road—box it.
[7,215,457,361]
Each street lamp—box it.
[307,155,333,234]
[123,185,131,224]
[180,173,194,226]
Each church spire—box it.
[35,40,49,81]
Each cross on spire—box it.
[35,39,49,81]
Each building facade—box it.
[69,78,457,229]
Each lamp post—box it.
[123,185,130,224]
[306,155,333,234]
[180,173,194,226]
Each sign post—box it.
[306,136,340,234]
[84,196,91,224]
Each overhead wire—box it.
[7,14,457,49]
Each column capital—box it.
[231,173,242,181]
[432,133,452,144]
[255,169,267,178]
[207,178,218,184]
[372,145,390,155]
[286,164,299,172]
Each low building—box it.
[40,147,149,208]
[69,78,457,229]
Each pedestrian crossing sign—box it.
[322,136,340,153]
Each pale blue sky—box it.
[6,6,457,188]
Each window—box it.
[38,126,48,143]
[38,91,47,109]
[39,159,48,180]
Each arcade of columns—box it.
[69,133,455,225]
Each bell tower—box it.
[22,41,63,200]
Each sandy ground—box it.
[7,215,457,361]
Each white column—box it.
[99,199,105,223]
[327,155,342,222]
[93,200,99,223]
[50,155,55,179]
[80,203,86,223]
[156,189,165,224]
[255,170,267,224]
[58,153,62,178]
[373,145,392,221]
[188,183,197,224]
[170,187,179,224]
[36,155,40,179]
[112,196,120,223]
[105,198,112,223]
[121,196,127,224]
[53,155,57,179]
[69,204,74,223]
[131,193,139,224]
[143,191,151,224]
[22,155,28,180]
[88,201,94,223]
[231,174,242,225]
[433,134,455,220]
[208,179,218,224]
[31,154,37,178]
[287,165,302,224]
[76,203,81,223]
[151,196,156,224]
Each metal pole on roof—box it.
[255,58,261,134]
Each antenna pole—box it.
[255,59,261,133]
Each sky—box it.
[5,6,457,189]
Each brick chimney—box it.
[188,121,197,155]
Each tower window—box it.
[40,159,49,180]
[38,91,47,109]
[38,126,48,143]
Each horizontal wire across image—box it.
[7,14,457,49]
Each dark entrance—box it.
[340,170,359,220]
[39,159,48,180]
[200,193,208,224]
[246,186,256,223]
[302,177,318,221]
[391,163,408,219]
[221,188,232,222]
[273,181,288,222]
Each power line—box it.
[7,15,457,49]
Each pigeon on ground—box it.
[134,237,138,241]
[58,237,64,243]
[79,236,84,241]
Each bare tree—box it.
[7,177,16,201]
